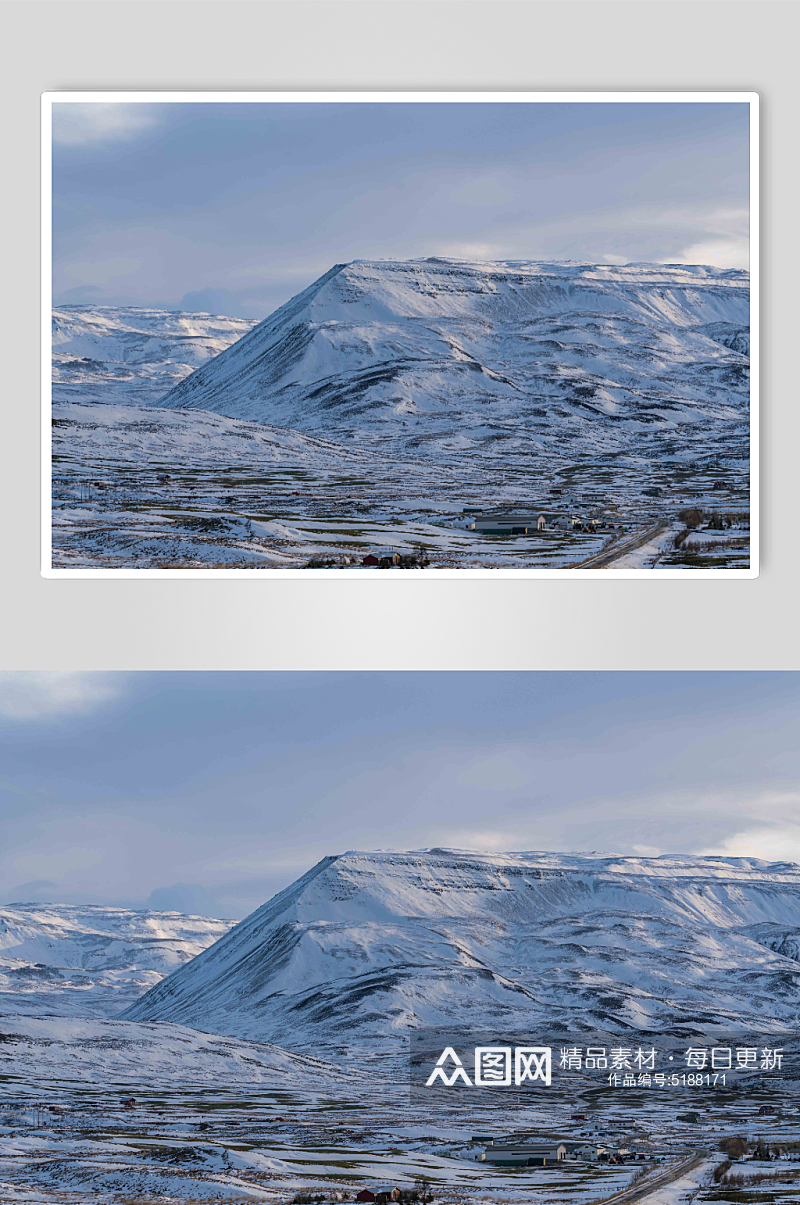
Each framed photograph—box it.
[42,91,757,577]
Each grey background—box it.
[2,0,796,670]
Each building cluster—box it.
[356,1189,413,1204]
[473,1133,649,1167]
[360,551,429,569]
[455,496,620,536]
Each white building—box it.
[571,1144,606,1161]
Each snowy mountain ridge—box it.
[0,903,234,1018]
[123,849,800,1048]
[52,305,257,405]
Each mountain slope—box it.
[159,259,750,465]
[122,850,800,1047]
[0,903,234,1017]
[0,1015,355,1093]
[52,306,257,405]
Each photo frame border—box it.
[41,89,759,580]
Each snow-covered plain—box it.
[50,260,751,571]
[51,401,621,569]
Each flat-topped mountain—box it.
[159,259,749,464]
[122,849,799,1047]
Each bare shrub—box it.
[719,1136,748,1158]
[714,1160,732,1183]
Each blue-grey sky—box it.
[52,101,750,319]
[0,672,796,919]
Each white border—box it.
[41,90,758,580]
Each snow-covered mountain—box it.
[0,903,233,1018]
[159,259,749,464]
[52,306,257,405]
[122,850,800,1048]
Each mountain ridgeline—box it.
[122,850,799,1048]
[0,903,233,1018]
[52,306,257,406]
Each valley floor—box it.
[2,1018,798,1205]
[50,404,751,572]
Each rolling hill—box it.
[52,306,257,405]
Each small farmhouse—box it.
[572,1144,606,1162]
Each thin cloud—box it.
[665,239,749,269]
[436,241,509,262]
[703,826,800,863]
[51,103,750,315]
[696,793,800,861]
[0,673,123,721]
[3,673,790,917]
[52,103,162,147]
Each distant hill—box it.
[0,902,233,1018]
[52,306,257,405]
[122,849,799,1047]
[158,259,749,465]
